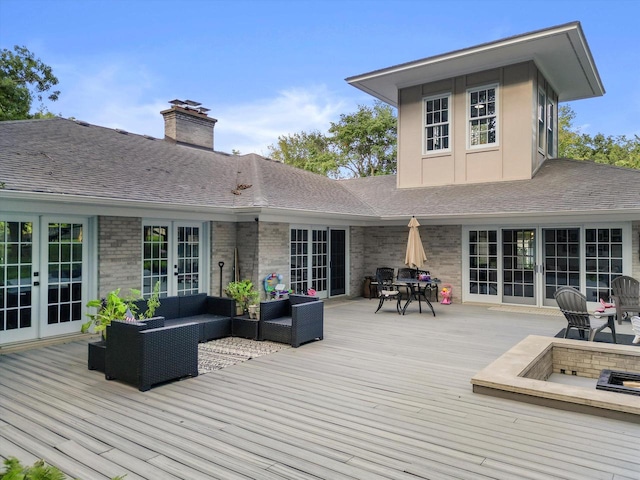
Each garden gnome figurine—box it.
[631,316,640,344]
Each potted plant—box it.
[83,282,160,372]
[225,279,259,316]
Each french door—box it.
[1,216,89,345]
[142,221,204,298]
[465,225,628,307]
[290,227,347,298]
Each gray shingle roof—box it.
[0,117,376,217]
[340,158,640,219]
[1,117,638,221]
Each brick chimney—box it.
[161,99,218,150]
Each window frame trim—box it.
[422,92,452,155]
[466,83,499,151]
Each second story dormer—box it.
[347,22,604,188]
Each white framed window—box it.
[467,84,498,148]
[537,89,546,151]
[546,98,555,157]
[423,93,451,153]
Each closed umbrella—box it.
[405,216,427,270]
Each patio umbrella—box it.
[405,216,427,270]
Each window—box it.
[585,228,623,303]
[547,99,555,157]
[468,229,498,296]
[423,94,450,153]
[468,85,497,147]
[537,90,546,151]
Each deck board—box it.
[1,300,639,479]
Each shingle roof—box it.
[340,158,640,219]
[0,117,376,217]
[1,117,638,221]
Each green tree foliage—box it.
[0,45,60,120]
[559,105,640,169]
[268,130,340,177]
[268,101,397,178]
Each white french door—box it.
[142,221,205,298]
[464,224,630,308]
[1,216,90,345]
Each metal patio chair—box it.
[374,267,401,314]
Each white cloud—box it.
[52,59,359,156]
[213,86,354,155]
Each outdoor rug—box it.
[555,329,638,345]
[198,337,290,374]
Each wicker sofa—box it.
[105,317,199,391]
[259,294,324,347]
[134,293,235,342]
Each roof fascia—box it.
[346,21,604,106]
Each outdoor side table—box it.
[232,315,260,340]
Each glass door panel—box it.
[585,227,623,303]
[311,229,328,297]
[290,229,308,294]
[0,220,36,343]
[41,221,86,337]
[143,225,169,297]
[176,225,200,296]
[330,229,346,296]
[468,229,498,297]
[503,229,536,305]
[543,228,580,306]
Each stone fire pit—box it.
[471,335,640,423]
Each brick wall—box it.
[553,346,640,379]
[361,224,463,302]
[236,221,259,287]
[258,222,290,301]
[98,216,142,296]
[521,348,553,380]
[210,221,237,297]
[350,227,366,296]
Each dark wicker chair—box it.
[259,294,323,347]
[554,286,616,343]
[105,317,199,391]
[611,275,640,325]
[374,267,401,314]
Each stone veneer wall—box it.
[236,221,259,288]
[553,346,640,379]
[210,221,237,297]
[361,224,462,302]
[349,227,367,296]
[521,347,553,381]
[97,216,142,296]
[257,222,290,301]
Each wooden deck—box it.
[1,299,639,479]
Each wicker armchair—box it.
[611,275,640,325]
[554,286,617,343]
[105,317,199,391]
[259,294,323,347]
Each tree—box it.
[268,130,340,177]
[559,105,640,169]
[268,101,397,178]
[0,45,60,120]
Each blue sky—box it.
[1,0,639,155]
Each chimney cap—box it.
[169,99,202,107]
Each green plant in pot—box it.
[83,282,160,373]
[225,279,260,316]
[82,281,160,339]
